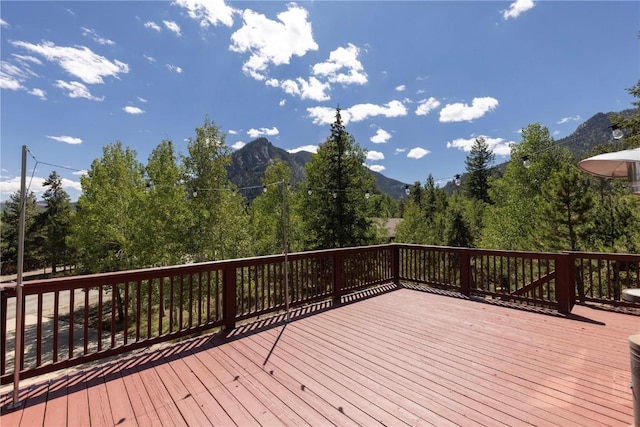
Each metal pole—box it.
[10,145,27,408]
[282,180,290,321]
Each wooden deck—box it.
[1,285,638,426]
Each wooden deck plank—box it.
[103,363,138,427]
[2,287,637,427]
[226,338,360,427]
[151,359,212,427]
[316,297,630,425]
[252,321,510,427]
[301,303,598,426]
[134,360,188,427]
[212,345,316,426]
[192,346,289,426]
[167,356,237,427]
[65,371,92,426]
[120,363,163,427]
[42,375,69,426]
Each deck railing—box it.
[1,244,638,385]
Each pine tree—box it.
[39,171,73,273]
[464,137,494,203]
[302,107,375,249]
[1,191,43,273]
[540,163,592,251]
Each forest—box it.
[2,81,639,277]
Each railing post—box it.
[556,253,574,314]
[333,252,343,306]
[392,244,400,286]
[222,264,237,331]
[459,248,471,297]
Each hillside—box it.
[441,109,636,194]
[227,137,409,200]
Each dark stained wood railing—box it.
[1,244,638,385]
[568,251,640,306]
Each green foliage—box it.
[70,142,146,273]
[1,191,43,273]
[481,124,572,250]
[136,140,191,266]
[464,137,494,203]
[610,80,640,149]
[539,163,593,251]
[249,160,304,255]
[301,107,376,249]
[39,171,74,273]
[182,116,250,261]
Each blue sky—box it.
[1,1,638,202]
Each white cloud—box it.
[347,100,407,123]
[163,20,182,36]
[247,127,279,138]
[439,97,499,122]
[144,21,162,31]
[1,176,81,200]
[174,0,237,27]
[166,64,183,74]
[47,135,82,144]
[367,151,385,161]
[312,43,367,85]
[446,135,514,156]
[28,88,47,100]
[288,145,318,154]
[0,63,26,90]
[265,78,279,87]
[230,4,318,80]
[231,141,246,150]
[557,115,580,124]
[55,80,104,101]
[395,85,406,92]
[307,100,407,125]
[123,106,145,114]
[502,0,535,19]
[279,76,330,101]
[279,99,286,106]
[228,129,238,135]
[370,129,391,144]
[0,19,8,27]
[368,164,386,173]
[144,55,156,63]
[81,27,115,45]
[72,170,88,176]
[407,147,430,159]
[11,40,129,84]
[137,97,147,103]
[394,148,406,154]
[12,54,43,66]
[415,97,441,116]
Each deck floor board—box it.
[2,286,638,426]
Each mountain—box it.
[440,109,636,194]
[227,137,409,200]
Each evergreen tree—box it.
[0,191,43,273]
[481,123,572,250]
[301,107,375,249]
[610,79,640,149]
[464,136,494,203]
[39,171,73,273]
[540,163,592,251]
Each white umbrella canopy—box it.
[578,148,640,195]
[578,148,640,178]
